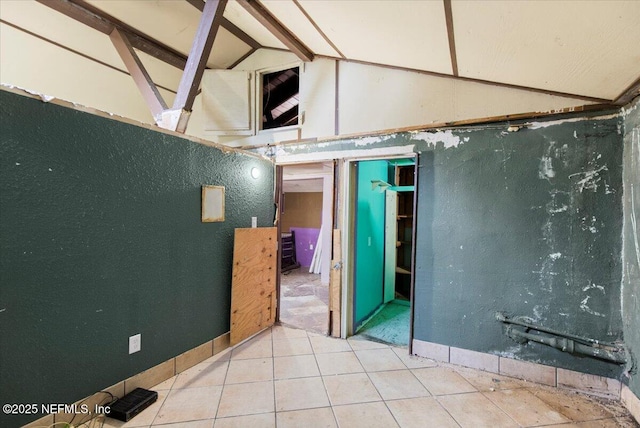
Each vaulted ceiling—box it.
[1,0,639,117]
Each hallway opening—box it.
[352,157,417,347]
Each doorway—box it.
[352,157,416,347]
[277,162,334,335]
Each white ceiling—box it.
[283,162,332,193]
[2,0,639,104]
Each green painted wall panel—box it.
[0,90,274,426]
[263,108,627,379]
[622,98,640,396]
[414,117,624,378]
[354,160,388,327]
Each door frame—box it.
[274,162,335,330]
[340,153,418,346]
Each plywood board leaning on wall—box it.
[230,227,277,346]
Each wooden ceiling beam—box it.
[443,0,459,76]
[613,75,640,106]
[236,0,314,62]
[167,0,227,133]
[110,28,168,122]
[37,0,188,70]
[186,0,261,49]
[173,0,227,112]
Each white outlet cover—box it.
[129,334,141,354]
[251,216,257,228]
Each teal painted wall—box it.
[354,160,388,327]
[622,98,640,396]
[413,116,624,378]
[267,108,626,379]
[0,90,275,426]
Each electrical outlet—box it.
[129,334,141,354]
[251,216,257,228]
[309,244,313,250]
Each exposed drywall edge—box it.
[246,103,618,152]
[273,144,416,164]
[22,331,231,427]
[412,338,622,399]
[0,85,272,162]
[622,384,640,424]
[527,112,621,129]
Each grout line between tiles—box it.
[213,338,234,420]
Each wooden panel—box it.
[230,227,277,346]
[281,192,323,231]
[329,229,341,337]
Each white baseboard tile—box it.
[412,339,450,362]
[622,385,640,424]
[450,346,500,373]
[499,356,557,387]
[557,367,621,398]
[21,332,231,428]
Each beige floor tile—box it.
[323,373,381,406]
[274,354,320,379]
[172,361,229,389]
[153,386,222,425]
[231,339,272,360]
[541,418,638,428]
[391,347,438,369]
[484,388,570,426]
[275,377,330,411]
[151,420,214,428]
[347,337,390,351]
[412,367,477,395]
[225,358,273,384]
[454,365,530,391]
[272,325,309,340]
[332,402,399,428]
[529,387,616,422]
[577,417,640,427]
[386,397,460,428]
[216,381,274,418]
[272,337,313,357]
[152,376,177,391]
[309,335,353,354]
[213,413,275,428]
[203,349,232,364]
[354,348,406,372]
[276,407,337,428]
[367,370,430,400]
[315,352,364,375]
[102,391,169,428]
[251,328,273,342]
[437,392,517,428]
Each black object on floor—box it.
[281,231,301,272]
[107,388,158,422]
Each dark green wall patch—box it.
[0,90,274,426]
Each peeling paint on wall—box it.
[528,113,619,130]
[569,165,608,193]
[410,129,467,148]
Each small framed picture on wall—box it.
[202,185,225,222]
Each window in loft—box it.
[261,66,299,130]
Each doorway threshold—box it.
[354,300,410,347]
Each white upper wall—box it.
[190,49,597,147]
[1,0,601,150]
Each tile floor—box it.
[279,269,328,335]
[102,325,638,428]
